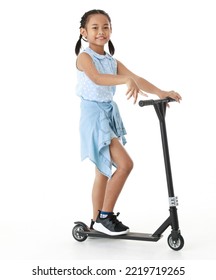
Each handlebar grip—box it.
[139,97,175,107]
[139,99,155,107]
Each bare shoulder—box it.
[76,52,93,71]
[116,59,137,78]
[116,60,127,73]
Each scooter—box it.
[72,97,184,251]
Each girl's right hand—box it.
[125,78,147,104]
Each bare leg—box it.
[92,168,108,221]
[102,138,133,212]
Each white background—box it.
[0,0,216,270]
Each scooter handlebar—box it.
[139,97,175,107]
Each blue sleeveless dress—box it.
[76,48,127,178]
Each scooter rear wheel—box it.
[167,234,184,251]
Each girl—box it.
[75,9,181,236]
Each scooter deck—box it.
[82,229,161,242]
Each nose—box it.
[98,29,104,35]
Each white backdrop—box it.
[0,0,216,266]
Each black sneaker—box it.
[93,211,129,236]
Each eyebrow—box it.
[91,23,110,26]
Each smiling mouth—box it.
[96,36,106,40]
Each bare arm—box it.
[117,60,182,101]
[117,60,161,94]
[77,52,142,103]
[77,52,130,86]
[76,53,181,103]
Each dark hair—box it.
[75,9,115,56]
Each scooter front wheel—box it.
[72,224,88,242]
[167,234,184,251]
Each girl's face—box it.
[80,14,112,53]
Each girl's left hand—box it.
[158,90,182,103]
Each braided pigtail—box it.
[108,40,115,56]
[75,34,82,56]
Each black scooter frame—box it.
[72,97,184,250]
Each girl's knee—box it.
[121,158,134,174]
[128,158,134,172]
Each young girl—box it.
[75,9,181,236]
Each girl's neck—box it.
[89,44,105,55]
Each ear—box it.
[80,27,87,39]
